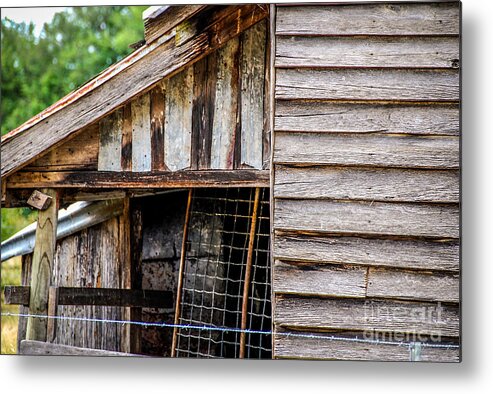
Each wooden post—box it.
[239,187,261,358]
[171,189,193,357]
[26,188,58,341]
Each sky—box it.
[1,7,67,35]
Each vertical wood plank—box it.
[263,19,271,170]
[191,54,217,169]
[98,110,123,171]
[26,188,58,342]
[165,68,193,171]
[121,104,133,171]
[17,254,32,351]
[132,93,152,172]
[130,200,143,353]
[150,83,166,171]
[241,21,267,169]
[211,37,240,169]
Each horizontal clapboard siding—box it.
[275,297,460,337]
[276,69,459,102]
[276,36,459,69]
[272,1,460,361]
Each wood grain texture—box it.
[274,132,459,169]
[98,110,123,171]
[8,170,270,189]
[211,37,240,169]
[240,21,267,169]
[274,166,459,203]
[273,262,367,298]
[1,4,268,178]
[26,188,58,342]
[274,234,459,272]
[121,104,133,171]
[3,286,30,306]
[276,36,459,69]
[274,199,459,239]
[19,340,143,356]
[17,254,32,350]
[274,101,460,136]
[131,93,151,172]
[276,69,459,102]
[275,297,459,337]
[165,67,193,171]
[367,268,459,303]
[150,84,166,171]
[273,331,460,361]
[275,3,460,36]
[25,124,99,171]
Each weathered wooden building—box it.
[1,2,460,361]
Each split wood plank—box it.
[150,84,166,171]
[273,331,459,362]
[274,199,459,239]
[165,67,193,171]
[25,123,100,171]
[131,93,151,172]
[273,262,367,298]
[19,340,144,356]
[121,104,133,171]
[275,69,459,102]
[274,166,459,203]
[26,188,58,342]
[211,37,240,169]
[274,132,459,169]
[7,169,270,189]
[274,296,460,337]
[275,3,460,36]
[274,101,460,136]
[17,254,32,350]
[1,4,268,178]
[276,36,459,69]
[274,235,459,272]
[240,20,267,169]
[367,268,459,303]
[191,53,216,169]
[98,110,123,171]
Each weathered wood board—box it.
[132,93,151,172]
[98,110,123,172]
[20,340,143,356]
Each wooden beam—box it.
[19,340,146,356]
[8,170,270,189]
[26,188,58,342]
[1,4,268,178]
[26,190,53,210]
[4,285,30,306]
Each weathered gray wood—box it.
[276,36,459,69]
[26,188,58,342]
[274,297,460,337]
[211,37,240,169]
[367,268,459,303]
[25,124,100,171]
[273,262,367,298]
[274,331,459,362]
[274,132,459,169]
[165,67,193,171]
[274,101,460,136]
[274,199,459,239]
[3,286,30,306]
[26,190,53,210]
[241,21,266,169]
[19,340,143,356]
[98,110,123,172]
[275,3,460,36]
[8,169,270,189]
[276,69,459,102]
[274,235,459,272]
[17,254,32,350]
[131,93,151,172]
[121,104,132,171]
[1,5,268,178]
[274,166,459,203]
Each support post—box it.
[26,188,58,341]
[239,187,261,358]
[171,189,193,357]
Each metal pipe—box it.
[239,187,261,358]
[1,199,124,262]
[171,188,193,357]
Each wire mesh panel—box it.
[174,188,271,358]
